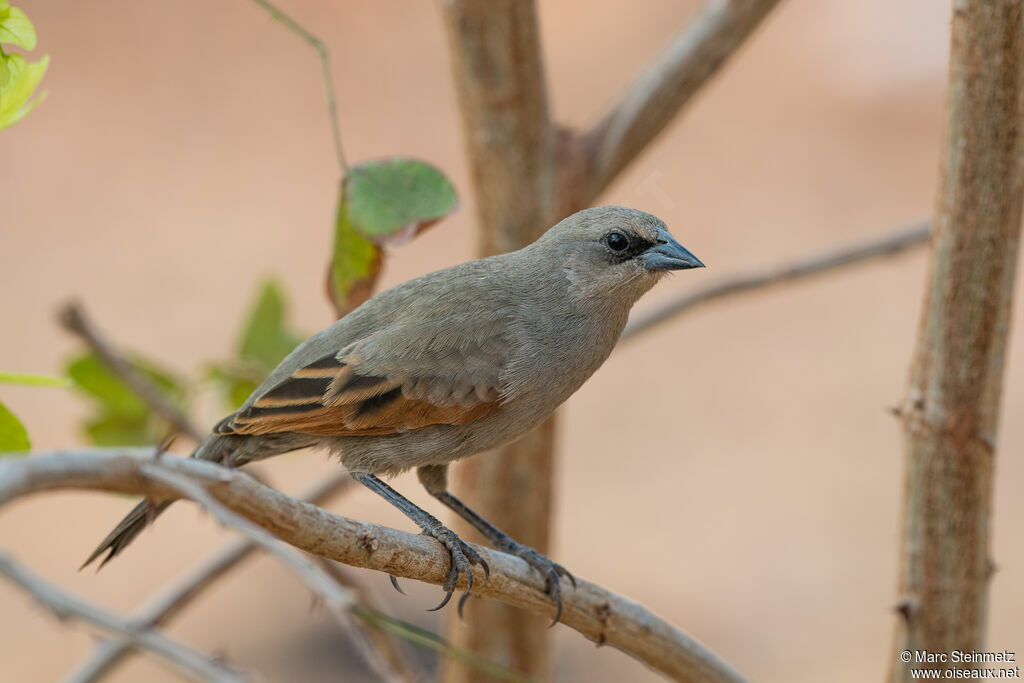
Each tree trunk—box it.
[439,2,558,680]
[439,0,781,678]
[889,2,1024,681]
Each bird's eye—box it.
[606,232,629,252]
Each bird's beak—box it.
[640,228,705,271]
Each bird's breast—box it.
[499,301,628,411]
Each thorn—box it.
[154,433,176,459]
[894,597,919,623]
[986,558,998,579]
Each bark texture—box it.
[889,2,1024,680]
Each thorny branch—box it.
[0,450,746,683]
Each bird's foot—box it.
[493,538,575,625]
[420,523,490,618]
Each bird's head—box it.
[536,205,704,304]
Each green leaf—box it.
[0,5,36,51]
[328,190,381,317]
[207,279,305,411]
[68,353,185,414]
[345,158,458,245]
[0,371,71,387]
[68,354,147,418]
[0,52,47,130]
[0,51,22,90]
[66,352,187,446]
[0,400,30,453]
[237,280,304,368]
[84,413,151,448]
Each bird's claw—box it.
[497,541,574,625]
[421,528,488,619]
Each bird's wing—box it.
[214,322,507,437]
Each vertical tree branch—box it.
[440,1,558,678]
[441,0,557,255]
[889,2,1023,681]
[440,1,780,678]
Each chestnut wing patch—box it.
[215,353,501,437]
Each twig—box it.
[138,464,357,634]
[251,0,348,174]
[622,219,931,340]
[140,464,420,682]
[581,0,782,203]
[0,549,245,683]
[64,473,354,683]
[1,450,746,683]
[58,303,203,442]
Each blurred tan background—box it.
[2,1,1022,681]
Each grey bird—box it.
[84,205,704,621]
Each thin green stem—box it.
[251,0,349,174]
[0,372,71,387]
[351,605,533,683]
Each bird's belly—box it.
[328,397,547,477]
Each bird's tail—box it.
[81,435,223,570]
[81,498,174,570]
[81,432,313,569]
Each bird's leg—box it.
[417,465,576,624]
[352,473,487,616]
